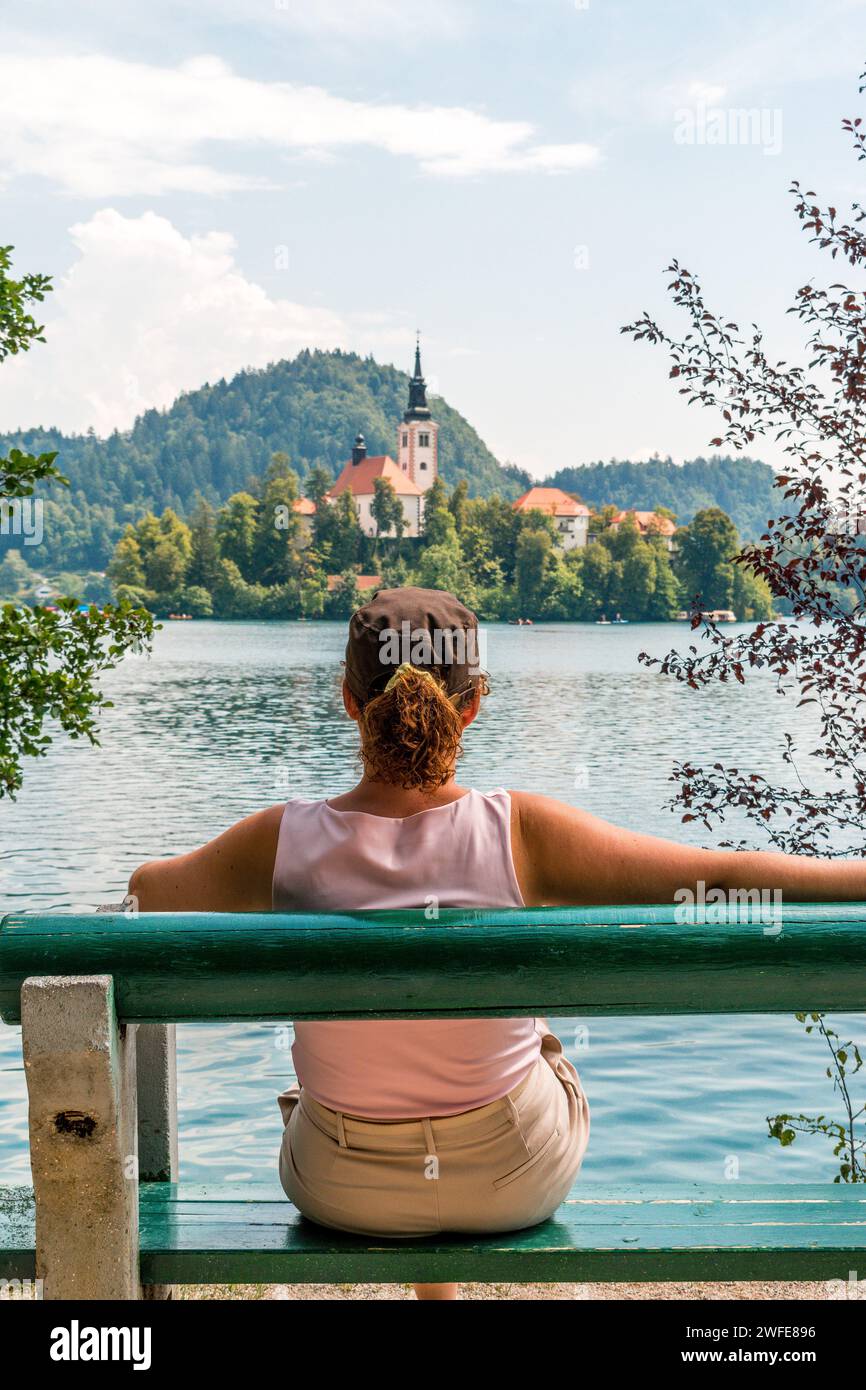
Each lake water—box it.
[1,620,862,1186]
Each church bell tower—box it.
[397,336,439,492]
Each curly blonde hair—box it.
[357,665,488,790]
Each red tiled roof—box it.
[512,486,590,517]
[611,509,677,537]
[293,497,316,516]
[326,573,382,594]
[327,455,422,498]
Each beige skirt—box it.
[277,1030,590,1238]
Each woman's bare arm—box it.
[510,790,866,907]
[127,805,284,912]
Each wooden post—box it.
[136,1024,178,1301]
[22,974,140,1300]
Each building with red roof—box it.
[512,486,591,551]
[326,435,423,537]
[609,509,677,550]
[318,340,441,539]
[325,573,382,595]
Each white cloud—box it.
[0,209,356,435]
[0,51,600,197]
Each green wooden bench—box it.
[1,904,865,1298]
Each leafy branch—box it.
[768,1014,865,1182]
[0,245,154,801]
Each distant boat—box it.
[595,616,611,625]
[168,612,193,621]
[611,614,629,624]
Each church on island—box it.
[306,339,439,540]
[293,341,677,556]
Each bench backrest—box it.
[2,904,866,1023]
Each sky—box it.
[0,0,864,477]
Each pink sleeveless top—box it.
[272,788,546,1118]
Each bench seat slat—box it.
[4,1183,866,1286]
[137,1180,866,1207]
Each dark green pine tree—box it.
[250,453,302,586]
[186,496,222,592]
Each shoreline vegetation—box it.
[2,453,775,623]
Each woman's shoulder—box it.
[506,788,567,821]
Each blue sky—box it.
[1,0,864,476]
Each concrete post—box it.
[22,974,140,1300]
[136,1023,178,1301]
[136,1025,178,1183]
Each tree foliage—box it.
[99,443,756,624]
[622,66,866,860]
[549,454,779,541]
[622,66,866,1179]
[0,351,514,572]
[0,247,153,799]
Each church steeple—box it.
[404,334,432,422]
[397,333,439,494]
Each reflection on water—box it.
[1,622,861,1184]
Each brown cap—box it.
[344,586,481,703]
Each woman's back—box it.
[272,787,547,1118]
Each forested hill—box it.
[0,350,515,570]
[1,349,779,573]
[543,456,778,540]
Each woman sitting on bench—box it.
[129,585,866,1301]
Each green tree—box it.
[732,563,774,621]
[570,541,614,619]
[300,566,327,618]
[125,508,191,596]
[325,571,363,618]
[251,454,302,586]
[108,528,146,590]
[316,489,362,571]
[305,465,333,511]
[212,557,267,619]
[421,477,449,537]
[147,537,187,595]
[0,245,153,799]
[422,482,458,549]
[460,519,504,591]
[514,528,562,618]
[449,479,469,533]
[181,585,214,618]
[415,540,464,595]
[675,507,740,611]
[216,492,259,581]
[647,546,683,620]
[186,497,221,592]
[0,549,35,601]
[371,477,404,541]
[620,543,657,620]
